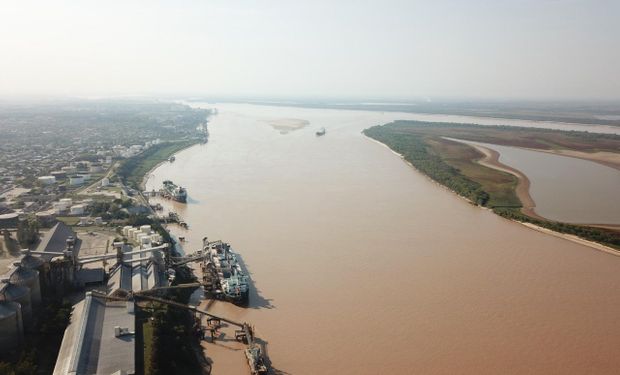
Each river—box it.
[146,103,620,374]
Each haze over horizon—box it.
[1,0,619,101]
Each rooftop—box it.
[36,222,81,260]
[53,294,136,375]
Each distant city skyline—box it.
[1,0,619,100]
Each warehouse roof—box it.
[53,293,135,375]
[36,222,81,260]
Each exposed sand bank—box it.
[264,118,309,134]
[525,148,620,171]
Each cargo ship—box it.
[201,238,249,306]
[162,180,187,203]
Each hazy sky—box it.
[1,0,618,100]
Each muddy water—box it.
[147,103,620,374]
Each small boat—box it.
[316,127,326,136]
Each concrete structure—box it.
[101,177,110,187]
[54,242,167,375]
[51,171,67,180]
[9,262,41,307]
[69,176,85,186]
[36,211,57,227]
[53,198,74,214]
[36,222,81,261]
[107,245,165,293]
[52,293,136,375]
[89,165,103,173]
[0,301,23,352]
[20,252,45,271]
[70,205,85,216]
[0,280,32,327]
[38,176,56,185]
[0,213,19,229]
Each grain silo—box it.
[0,279,32,327]
[10,263,41,307]
[0,301,23,351]
[20,253,45,271]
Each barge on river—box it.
[201,238,250,306]
[161,180,187,203]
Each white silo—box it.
[10,263,41,307]
[0,280,32,327]
[0,301,23,351]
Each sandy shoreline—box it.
[519,222,620,256]
[466,143,546,220]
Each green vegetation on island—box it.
[364,120,620,249]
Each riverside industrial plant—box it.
[0,100,216,374]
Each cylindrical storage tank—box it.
[0,281,32,327]
[10,264,41,307]
[21,254,45,271]
[0,301,23,351]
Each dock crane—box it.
[90,284,269,375]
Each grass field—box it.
[142,320,154,375]
[117,141,197,189]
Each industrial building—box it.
[0,213,19,229]
[69,176,85,186]
[52,226,168,375]
[36,222,82,261]
[53,293,136,375]
[0,222,169,373]
[70,205,85,216]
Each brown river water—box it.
[147,103,620,374]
